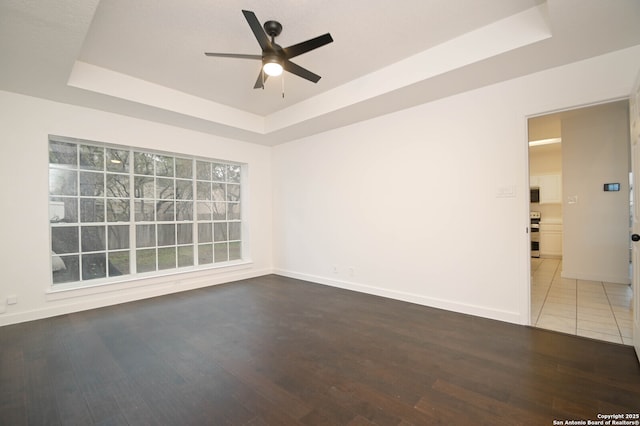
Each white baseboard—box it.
[273,269,523,325]
[0,267,273,327]
[2,267,526,327]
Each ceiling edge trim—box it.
[265,3,552,133]
[67,61,265,134]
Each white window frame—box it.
[48,135,246,291]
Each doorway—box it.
[528,100,634,345]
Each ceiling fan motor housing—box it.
[262,21,284,70]
[263,53,283,65]
[264,20,283,38]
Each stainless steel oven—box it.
[530,211,540,258]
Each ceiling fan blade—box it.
[253,69,268,89]
[242,10,271,51]
[283,60,321,83]
[204,53,262,60]
[283,33,333,59]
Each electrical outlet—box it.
[348,267,355,277]
[7,295,17,305]
[332,265,339,274]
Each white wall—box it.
[0,91,273,326]
[2,46,640,329]
[530,145,562,175]
[562,102,630,284]
[272,45,640,325]
[528,115,561,141]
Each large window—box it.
[49,136,243,286]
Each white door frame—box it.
[629,70,640,362]
[524,99,637,359]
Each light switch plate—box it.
[496,185,516,198]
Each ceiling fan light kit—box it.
[204,10,333,90]
[263,56,283,77]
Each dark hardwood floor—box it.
[1,274,639,425]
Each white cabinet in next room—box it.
[531,174,562,204]
[540,222,563,258]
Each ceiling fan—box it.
[205,10,333,89]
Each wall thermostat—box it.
[603,183,620,191]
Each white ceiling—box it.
[2,0,640,145]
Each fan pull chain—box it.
[281,73,285,98]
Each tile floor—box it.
[531,257,633,345]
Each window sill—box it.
[45,260,253,301]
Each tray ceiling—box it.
[2,0,640,145]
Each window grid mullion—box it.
[50,138,242,287]
[129,148,137,275]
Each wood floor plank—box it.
[24,356,62,425]
[0,344,26,424]
[430,378,550,425]
[346,415,378,425]
[1,274,639,425]
[109,378,163,426]
[230,381,305,426]
[414,392,514,426]
[215,357,313,421]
